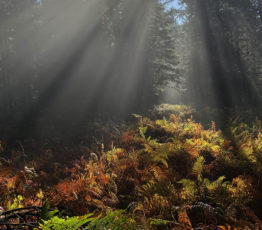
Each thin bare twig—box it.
[0,206,42,229]
[0,222,39,228]
[1,206,41,216]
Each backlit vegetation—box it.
[0,105,262,229]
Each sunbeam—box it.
[1,1,262,228]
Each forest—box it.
[0,0,262,229]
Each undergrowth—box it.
[0,105,262,229]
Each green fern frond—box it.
[206,176,226,191]
[178,179,197,200]
[192,156,204,182]
[139,126,148,139]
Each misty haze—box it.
[0,0,262,229]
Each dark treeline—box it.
[0,0,262,139]
[0,0,179,138]
[180,0,262,107]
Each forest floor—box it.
[0,104,262,229]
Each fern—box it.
[106,145,123,163]
[7,195,24,210]
[192,156,204,182]
[39,210,137,230]
[39,214,94,230]
[149,218,172,227]
[139,126,148,139]
[40,201,59,221]
[40,210,137,230]
[84,210,136,230]
[205,176,227,192]
[178,179,197,201]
